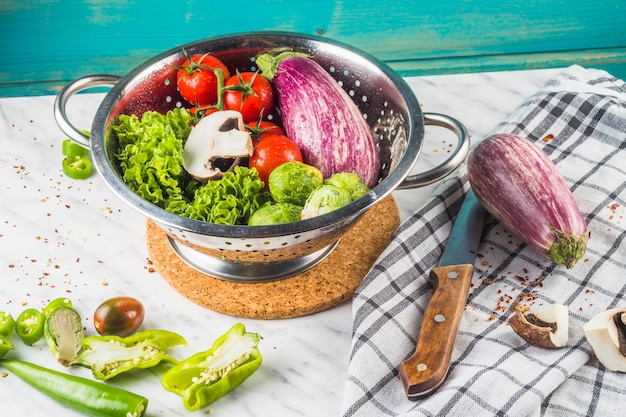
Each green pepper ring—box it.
[0,334,12,358]
[0,312,16,337]
[15,308,45,345]
[62,155,93,180]
[42,298,73,318]
[62,139,89,157]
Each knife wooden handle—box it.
[398,264,474,400]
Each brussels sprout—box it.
[301,184,352,219]
[268,161,323,205]
[249,203,303,225]
[325,172,370,201]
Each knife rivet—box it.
[434,314,446,323]
[417,363,428,372]
[447,271,458,279]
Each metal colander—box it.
[55,31,469,282]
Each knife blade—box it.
[398,188,486,400]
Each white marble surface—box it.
[0,68,562,416]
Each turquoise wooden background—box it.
[1,0,625,97]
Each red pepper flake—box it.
[101,281,109,286]
[542,133,555,142]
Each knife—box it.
[398,188,486,400]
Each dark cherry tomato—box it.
[248,135,303,185]
[177,54,230,107]
[223,71,274,123]
[93,296,145,337]
[246,120,285,146]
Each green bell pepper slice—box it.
[73,329,187,380]
[0,312,16,337]
[161,323,262,411]
[0,334,13,358]
[15,308,45,345]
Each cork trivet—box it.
[146,195,399,319]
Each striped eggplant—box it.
[467,133,589,268]
[256,52,380,188]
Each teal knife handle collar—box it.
[439,190,485,266]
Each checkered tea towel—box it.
[342,65,626,417]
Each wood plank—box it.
[1,0,625,96]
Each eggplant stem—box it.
[548,227,591,268]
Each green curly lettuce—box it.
[110,109,267,225]
[112,108,192,207]
[169,166,266,225]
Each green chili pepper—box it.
[0,335,13,358]
[44,305,84,367]
[15,308,45,345]
[0,359,148,417]
[161,323,262,411]
[42,297,73,318]
[73,329,187,380]
[0,312,16,337]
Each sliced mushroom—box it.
[509,303,569,348]
[583,308,626,372]
[183,110,253,182]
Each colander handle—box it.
[397,113,470,189]
[53,74,121,148]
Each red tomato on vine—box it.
[176,53,229,107]
[224,71,275,123]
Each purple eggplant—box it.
[257,52,380,188]
[467,133,589,268]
